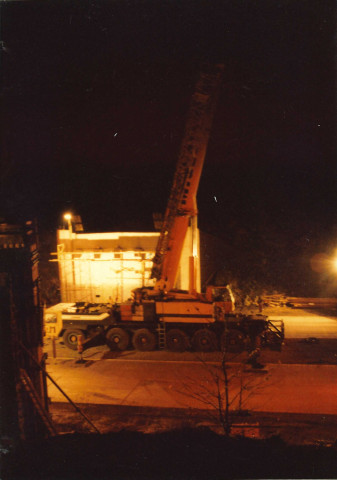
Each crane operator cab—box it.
[204,285,235,313]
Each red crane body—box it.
[151,64,224,293]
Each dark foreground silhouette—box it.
[3,428,337,479]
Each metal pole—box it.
[52,338,57,359]
[18,340,100,434]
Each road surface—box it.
[46,358,337,415]
[268,310,337,339]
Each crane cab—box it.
[203,285,235,313]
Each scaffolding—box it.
[53,229,200,303]
[0,221,52,444]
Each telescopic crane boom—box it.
[50,64,285,356]
[151,64,224,293]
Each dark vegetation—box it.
[200,224,337,300]
[3,428,337,479]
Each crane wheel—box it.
[132,329,156,351]
[192,329,218,352]
[166,329,190,352]
[106,328,129,351]
[221,329,245,353]
[63,329,85,350]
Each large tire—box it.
[132,328,156,351]
[166,329,189,352]
[192,329,218,352]
[63,329,85,350]
[221,329,245,353]
[106,328,129,351]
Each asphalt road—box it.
[46,357,337,416]
[44,307,337,422]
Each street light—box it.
[63,213,75,289]
[63,213,72,235]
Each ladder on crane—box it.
[157,321,166,350]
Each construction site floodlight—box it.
[332,257,337,272]
[63,213,73,235]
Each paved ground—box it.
[45,336,337,365]
[44,307,337,444]
[267,309,337,338]
[46,358,337,415]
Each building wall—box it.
[56,229,200,303]
[0,222,49,441]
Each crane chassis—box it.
[45,292,284,354]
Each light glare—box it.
[332,257,337,272]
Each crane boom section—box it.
[151,65,224,291]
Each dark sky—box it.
[2,0,336,242]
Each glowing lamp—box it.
[63,213,73,234]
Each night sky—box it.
[2,1,337,291]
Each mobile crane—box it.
[46,65,284,353]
